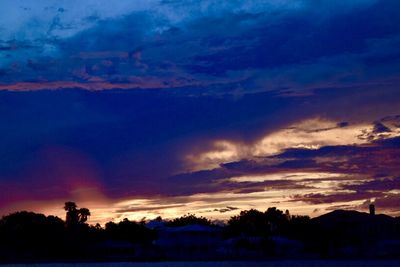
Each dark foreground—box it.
[3,261,400,267]
[1,206,400,262]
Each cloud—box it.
[373,122,392,134]
[1,0,400,94]
[115,204,186,214]
[290,191,383,205]
[344,177,400,192]
[186,115,400,170]
[1,1,400,222]
[213,206,239,213]
[360,194,400,211]
[0,87,399,220]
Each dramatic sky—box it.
[1,0,400,224]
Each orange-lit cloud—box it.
[185,117,400,171]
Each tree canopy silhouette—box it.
[0,211,65,260]
[105,218,156,244]
[0,203,400,262]
[166,213,212,227]
[227,209,271,237]
[64,201,90,226]
[78,208,91,224]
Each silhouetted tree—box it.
[286,215,311,240]
[226,207,293,238]
[227,209,270,237]
[64,201,79,226]
[166,214,212,227]
[285,209,291,220]
[0,211,66,261]
[78,208,91,224]
[264,207,289,234]
[105,218,156,244]
[64,201,77,211]
[64,202,91,226]
[2,204,400,262]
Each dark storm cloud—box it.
[0,88,306,205]
[0,77,399,212]
[373,122,391,133]
[272,138,400,179]
[160,136,400,197]
[162,170,313,197]
[290,192,384,205]
[344,177,400,192]
[0,1,400,217]
[272,137,400,207]
[360,194,400,210]
[153,134,400,203]
[1,0,400,93]
[3,87,399,206]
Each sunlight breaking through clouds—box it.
[186,117,398,170]
[1,0,400,226]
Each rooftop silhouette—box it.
[0,202,399,262]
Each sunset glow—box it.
[1,0,400,225]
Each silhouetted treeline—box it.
[0,202,400,262]
[166,213,212,227]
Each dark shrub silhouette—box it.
[227,209,270,237]
[264,207,290,235]
[285,214,311,241]
[0,211,66,261]
[226,207,292,238]
[166,213,212,227]
[105,218,156,244]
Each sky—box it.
[0,0,400,224]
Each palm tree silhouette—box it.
[64,202,79,226]
[64,201,77,212]
[78,208,91,224]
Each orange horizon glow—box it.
[2,178,398,226]
[1,118,399,225]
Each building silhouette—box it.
[369,204,375,216]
